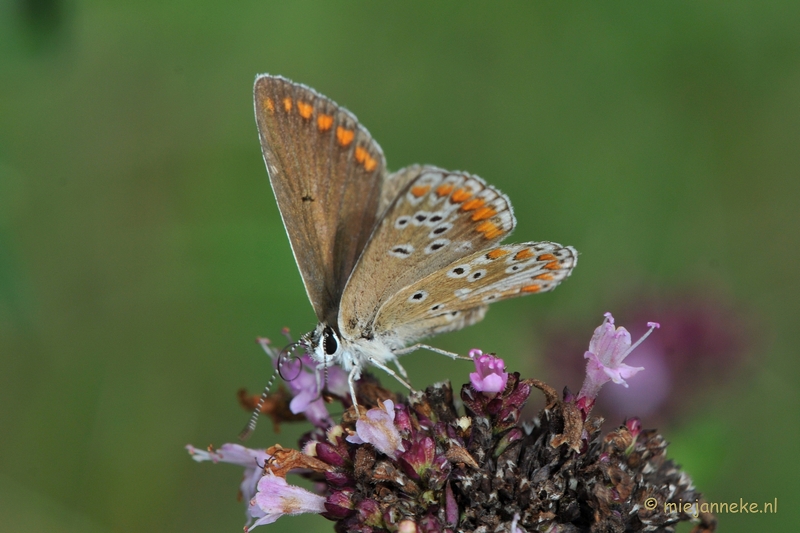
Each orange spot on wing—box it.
[486,249,509,260]
[297,101,313,119]
[336,126,354,147]
[514,249,534,260]
[317,114,333,131]
[264,97,275,113]
[436,183,454,197]
[410,184,431,198]
[521,284,542,293]
[471,207,497,221]
[355,147,377,171]
[534,273,555,281]
[537,253,557,261]
[544,261,561,270]
[451,188,472,203]
[283,97,293,112]
[461,198,485,211]
[476,221,503,239]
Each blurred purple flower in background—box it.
[543,287,753,425]
[576,312,659,414]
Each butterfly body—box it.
[254,75,577,405]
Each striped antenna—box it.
[238,370,278,441]
[238,337,306,441]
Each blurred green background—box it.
[1,2,798,532]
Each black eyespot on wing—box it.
[389,245,414,257]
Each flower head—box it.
[468,349,509,395]
[193,321,715,533]
[577,312,659,412]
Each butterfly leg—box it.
[368,357,416,393]
[394,343,472,361]
[348,365,362,416]
[393,358,410,380]
[313,362,329,401]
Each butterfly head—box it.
[304,323,345,368]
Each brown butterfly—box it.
[254,75,577,406]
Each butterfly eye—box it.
[322,326,338,355]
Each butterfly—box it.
[253,74,577,408]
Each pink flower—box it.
[469,349,509,395]
[247,472,327,530]
[346,400,405,458]
[186,443,271,528]
[577,312,660,412]
[286,368,334,428]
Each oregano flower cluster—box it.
[188,313,716,532]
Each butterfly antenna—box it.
[239,336,308,440]
[238,336,284,441]
[238,370,278,441]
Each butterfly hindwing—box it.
[389,305,490,345]
[372,242,577,340]
[254,75,388,324]
[339,166,516,338]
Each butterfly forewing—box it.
[372,242,577,339]
[339,166,516,338]
[254,75,388,324]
